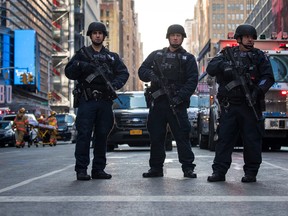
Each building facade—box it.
[0,0,53,115]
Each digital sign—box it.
[14,30,38,87]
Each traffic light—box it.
[27,74,34,83]
[20,73,28,84]
[47,92,52,100]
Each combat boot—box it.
[142,169,163,178]
[207,173,225,182]
[241,175,256,183]
[76,172,91,181]
[183,169,197,178]
[91,170,112,179]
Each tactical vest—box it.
[217,47,260,100]
[153,48,185,84]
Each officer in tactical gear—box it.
[138,24,199,178]
[206,24,275,183]
[65,21,129,181]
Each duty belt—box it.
[83,88,111,101]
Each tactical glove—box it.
[147,70,159,83]
[171,96,183,107]
[111,81,123,90]
[77,61,97,75]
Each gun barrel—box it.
[226,48,260,121]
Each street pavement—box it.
[0,142,287,216]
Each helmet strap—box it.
[238,37,253,50]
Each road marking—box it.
[0,164,74,194]
[0,196,288,202]
[262,161,288,171]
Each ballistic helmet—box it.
[166,24,187,38]
[234,24,257,40]
[18,107,26,114]
[86,22,108,36]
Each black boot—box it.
[241,175,256,183]
[76,172,91,181]
[142,169,163,178]
[207,173,225,182]
[183,170,197,178]
[91,170,112,179]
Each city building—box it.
[192,0,254,74]
[0,0,53,115]
[245,0,288,38]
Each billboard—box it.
[1,34,11,85]
[14,30,40,90]
[272,0,288,36]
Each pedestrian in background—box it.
[65,21,129,181]
[138,24,198,178]
[206,24,275,183]
[13,107,29,148]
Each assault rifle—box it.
[153,61,181,127]
[225,47,260,121]
[80,47,122,104]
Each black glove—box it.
[77,61,97,75]
[171,96,183,107]
[147,70,159,83]
[111,81,123,90]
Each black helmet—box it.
[166,24,187,38]
[234,24,257,40]
[86,22,108,36]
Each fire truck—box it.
[198,32,288,151]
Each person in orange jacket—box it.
[12,107,29,148]
[46,111,58,146]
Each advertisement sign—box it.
[14,30,36,86]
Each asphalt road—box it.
[0,142,287,216]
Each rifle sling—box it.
[225,80,241,91]
[151,89,165,99]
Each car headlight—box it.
[4,130,13,137]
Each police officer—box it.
[138,24,198,178]
[65,21,129,181]
[206,24,275,183]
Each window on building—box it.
[106,10,110,17]
[227,14,231,20]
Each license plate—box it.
[130,129,142,135]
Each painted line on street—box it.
[0,196,288,202]
[262,161,288,171]
[0,164,74,194]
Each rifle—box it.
[80,47,122,104]
[225,48,260,121]
[153,61,181,127]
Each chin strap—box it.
[238,38,253,50]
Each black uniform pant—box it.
[212,102,264,177]
[74,97,114,173]
[147,98,196,172]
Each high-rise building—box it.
[193,0,254,74]
[0,0,53,114]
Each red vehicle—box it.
[198,32,288,151]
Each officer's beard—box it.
[170,43,182,49]
[239,39,254,50]
[92,40,103,46]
